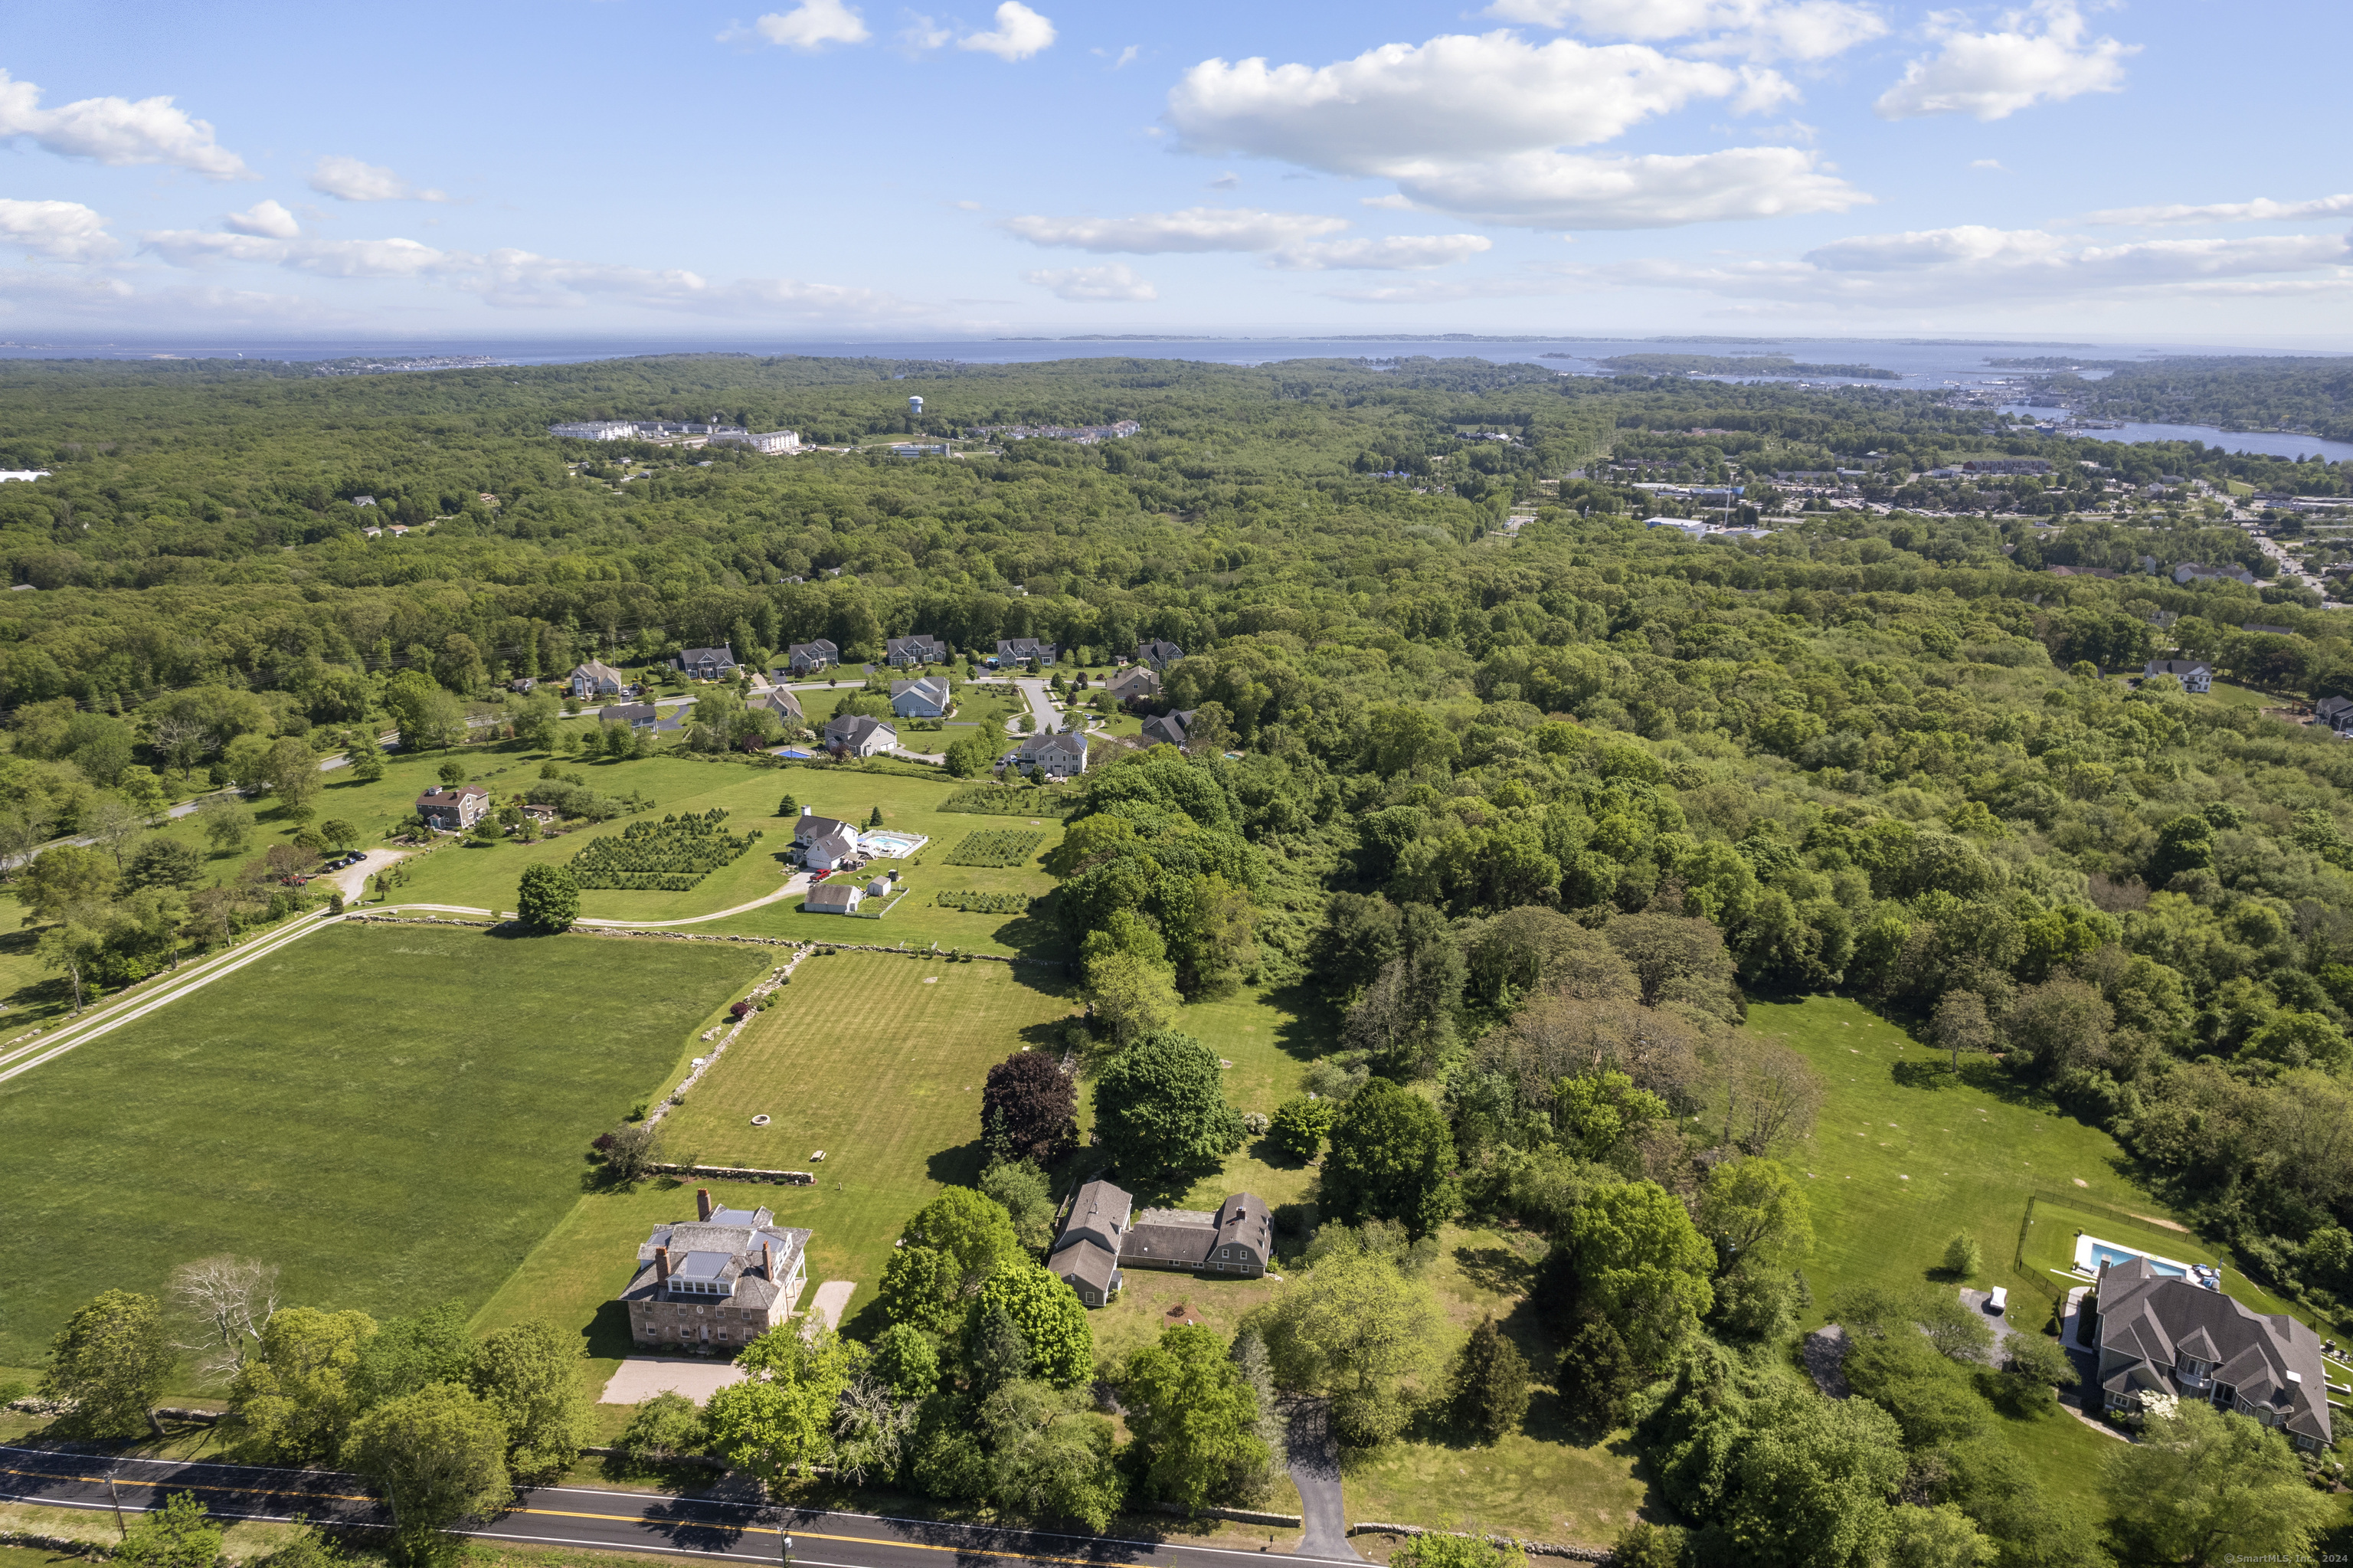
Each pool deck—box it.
[2070,1232,2201,1280]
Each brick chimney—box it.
[764,1239,774,1280]
[655,1246,671,1285]
[696,1187,712,1222]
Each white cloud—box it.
[959,2,1055,61]
[1111,44,1140,70]
[1876,1,2135,121]
[1582,224,2353,309]
[1169,32,1762,169]
[1003,206,1348,254]
[309,155,448,203]
[1268,234,1493,270]
[1163,31,1845,231]
[1386,146,1867,230]
[898,16,954,51]
[1209,172,1239,189]
[138,218,924,319]
[1971,158,2006,171]
[224,199,302,239]
[2086,193,2353,226]
[738,0,871,49]
[1487,0,1887,62]
[0,68,249,179]
[0,199,116,263]
[1024,264,1155,302]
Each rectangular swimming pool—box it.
[2087,1241,2190,1277]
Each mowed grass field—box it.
[1759,993,2347,1513]
[477,951,1082,1384]
[0,922,765,1380]
[375,750,1069,958]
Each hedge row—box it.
[941,830,1045,867]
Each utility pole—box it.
[107,1472,128,1540]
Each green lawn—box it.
[358,752,1068,957]
[478,951,1082,1386]
[0,889,72,1032]
[0,922,765,1380]
[1759,993,2348,1511]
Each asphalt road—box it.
[0,1444,1336,1566]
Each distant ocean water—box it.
[2,332,2344,462]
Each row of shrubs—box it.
[941,830,1044,868]
[571,810,763,889]
[932,889,1033,914]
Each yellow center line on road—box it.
[0,1465,375,1505]
[511,1510,1141,1567]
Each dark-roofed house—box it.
[601,701,662,730]
[620,1187,811,1353]
[824,713,898,758]
[1106,664,1160,704]
[1016,730,1088,779]
[751,687,805,725]
[785,640,839,676]
[2143,659,2213,694]
[803,880,864,915]
[791,807,860,870]
[2315,696,2353,734]
[415,784,489,832]
[995,637,1056,666]
[891,676,952,718]
[1049,1178,1132,1308]
[674,644,737,679]
[1121,1193,1273,1278]
[2092,1254,2332,1450]
[567,659,627,699]
[885,634,947,668]
[1141,709,1195,750]
[1134,639,1183,671]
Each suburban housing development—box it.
[550,420,801,453]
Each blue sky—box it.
[1,0,2346,343]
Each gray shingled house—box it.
[619,1187,811,1354]
[1047,1181,1271,1307]
[1049,1178,1132,1308]
[2092,1254,2332,1450]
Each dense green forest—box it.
[11,349,2353,1563]
[2024,355,2353,444]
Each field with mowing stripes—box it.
[0,922,764,1379]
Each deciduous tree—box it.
[1318,1080,1458,1239]
[471,1318,588,1475]
[980,1049,1077,1164]
[515,863,579,932]
[2102,1401,2328,1566]
[705,1327,859,1484]
[1121,1324,1271,1512]
[230,1306,378,1462]
[345,1383,512,1564]
[1092,1030,1245,1177]
[40,1289,176,1438]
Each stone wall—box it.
[1350,1524,1613,1563]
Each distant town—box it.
[550,419,801,453]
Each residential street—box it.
[0,1443,1337,1564]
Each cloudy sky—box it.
[2,0,2345,343]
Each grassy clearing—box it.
[0,923,763,1377]
[1758,992,2350,1512]
[480,952,1082,1386]
[0,889,72,1031]
[378,755,1067,957]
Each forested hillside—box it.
[10,350,2353,1561]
